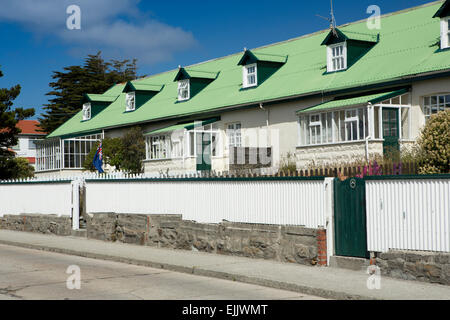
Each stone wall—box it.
[295,141,384,168]
[375,250,450,286]
[86,213,325,266]
[0,214,72,236]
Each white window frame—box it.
[178,79,190,101]
[309,114,321,145]
[125,92,136,112]
[344,109,359,141]
[227,122,242,147]
[82,103,91,121]
[147,135,170,160]
[423,93,450,122]
[327,42,347,72]
[243,63,257,88]
[440,18,450,49]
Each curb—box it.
[0,239,375,300]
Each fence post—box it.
[324,177,334,266]
[71,179,80,230]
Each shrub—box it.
[416,110,449,174]
[278,152,297,174]
[82,126,144,174]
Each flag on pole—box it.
[93,142,104,173]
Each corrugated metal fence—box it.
[85,177,328,228]
[0,180,75,217]
[366,176,450,253]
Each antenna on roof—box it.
[316,0,337,35]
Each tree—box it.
[121,127,146,174]
[83,137,124,171]
[0,66,35,180]
[416,110,450,174]
[39,52,139,133]
[82,127,145,174]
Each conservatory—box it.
[35,133,103,172]
[296,89,411,166]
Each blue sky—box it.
[0,0,435,120]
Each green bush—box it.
[416,110,449,174]
[83,137,124,172]
[83,126,144,174]
[0,157,34,180]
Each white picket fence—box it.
[366,177,450,253]
[85,178,328,228]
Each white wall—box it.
[0,182,73,217]
[366,177,450,253]
[86,178,328,228]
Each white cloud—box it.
[0,0,196,65]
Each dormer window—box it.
[178,79,190,101]
[327,42,347,72]
[322,28,377,73]
[82,103,91,120]
[433,1,450,49]
[443,17,450,49]
[125,92,135,111]
[243,64,257,88]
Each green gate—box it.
[334,177,369,258]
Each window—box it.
[178,79,190,101]
[423,94,450,121]
[309,114,321,145]
[243,64,257,88]
[82,103,91,120]
[327,43,347,72]
[344,109,358,141]
[36,134,101,172]
[448,19,450,48]
[299,109,368,146]
[148,135,169,160]
[441,18,450,49]
[227,123,241,147]
[125,92,135,111]
[28,139,37,149]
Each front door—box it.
[382,108,400,157]
[196,132,211,171]
[334,177,369,258]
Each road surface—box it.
[0,243,324,300]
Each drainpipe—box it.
[259,103,270,146]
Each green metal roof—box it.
[146,117,220,135]
[47,1,450,139]
[297,89,409,114]
[321,28,379,45]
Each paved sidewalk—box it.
[0,230,449,300]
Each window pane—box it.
[431,96,437,105]
[391,96,400,105]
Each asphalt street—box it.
[0,243,324,300]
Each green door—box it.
[334,178,368,258]
[196,132,211,171]
[382,108,400,156]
